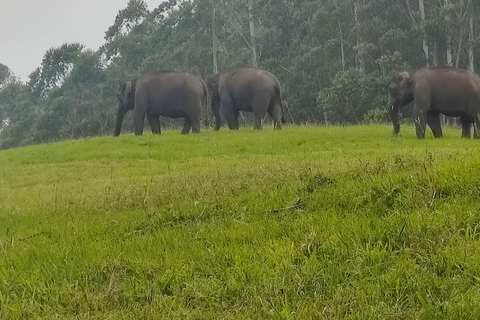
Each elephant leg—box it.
[473,113,480,139]
[225,112,239,130]
[412,100,429,139]
[221,95,238,130]
[133,108,146,136]
[191,115,201,134]
[268,103,283,130]
[133,93,148,136]
[460,116,472,139]
[253,115,263,130]
[223,110,238,130]
[147,114,161,135]
[181,117,192,134]
[212,105,222,130]
[234,111,240,129]
[230,110,240,130]
[426,112,442,138]
[252,97,269,130]
[185,95,201,134]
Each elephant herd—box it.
[115,65,480,139]
[114,67,283,136]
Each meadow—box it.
[1,125,480,319]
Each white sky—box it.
[0,0,161,81]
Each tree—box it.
[28,43,85,96]
[0,63,13,89]
[0,80,39,148]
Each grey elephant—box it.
[114,70,208,136]
[206,67,285,130]
[388,66,480,139]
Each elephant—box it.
[114,70,207,136]
[388,66,480,139]
[206,67,285,130]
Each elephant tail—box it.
[202,80,209,126]
[205,86,208,110]
[274,79,286,124]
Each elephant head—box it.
[114,79,136,136]
[388,71,414,136]
[205,73,222,130]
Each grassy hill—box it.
[1,125,480,319]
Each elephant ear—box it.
[398,72,412,87]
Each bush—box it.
[362,108,387,124]
[317,70,388,124]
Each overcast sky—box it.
[0,0,160,81]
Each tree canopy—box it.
[0,0,478,148]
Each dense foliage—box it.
[0,0,479,148]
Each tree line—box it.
[0,0,479,149]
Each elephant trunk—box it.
[388,98,400,136]
[114,107,126,136]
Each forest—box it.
[0,0,479,149]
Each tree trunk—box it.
[445,0,453,65]
[455,31,464,68]
[211,0,218,74]
[334,0,346,71]
[339,20,346,71]
[248,0,258,68]
[468,15,475,72]
[419,0,429,67]
[446,38,453,65]
[432,44,438,66]
[455,0,469,67]
[353,0,365,72]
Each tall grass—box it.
[0,125,480,319]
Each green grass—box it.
[1,125,480,319]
